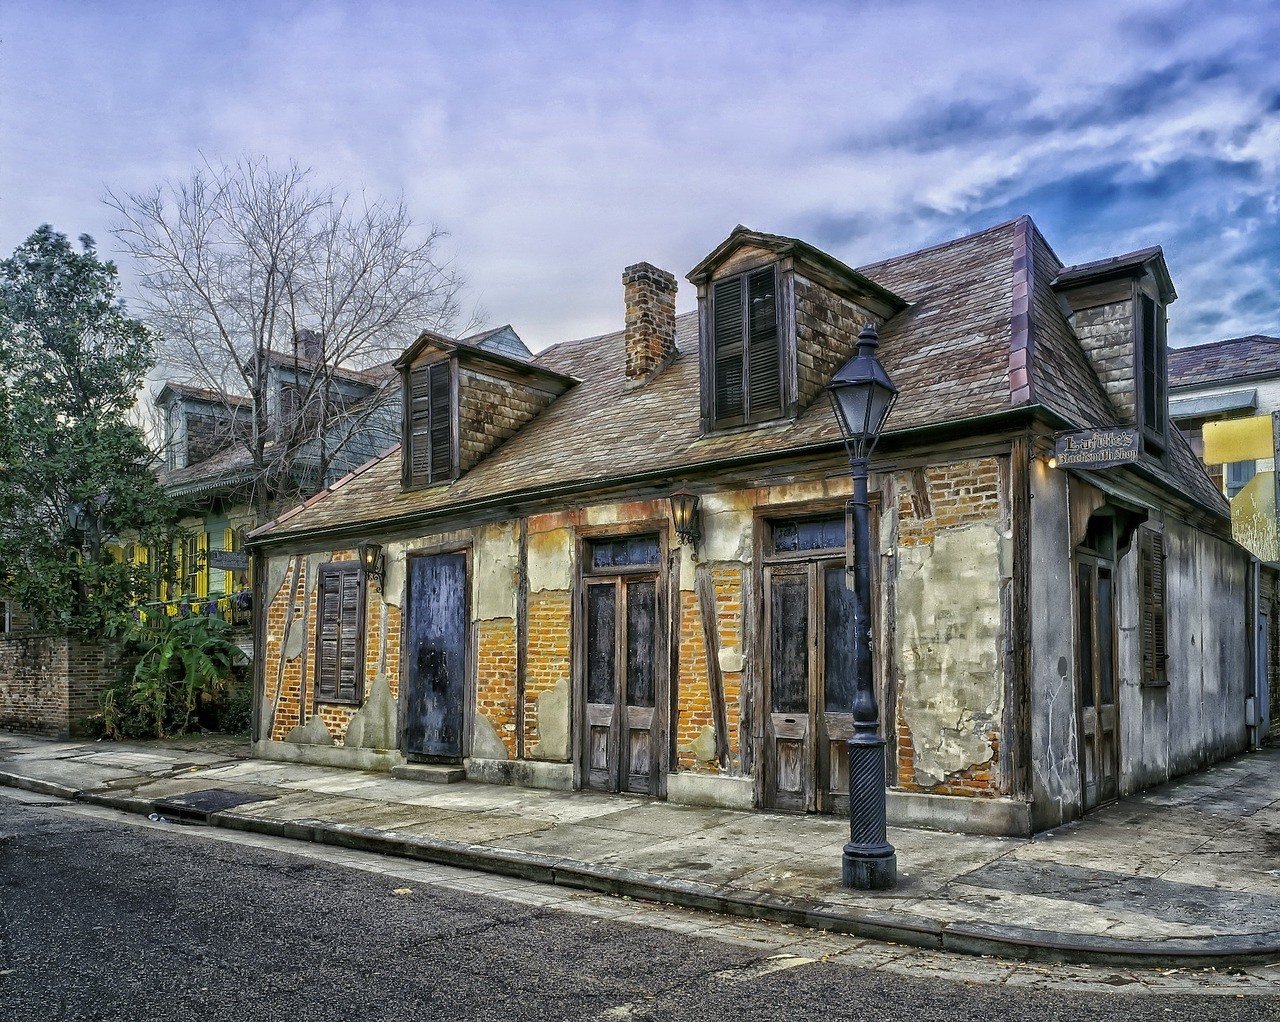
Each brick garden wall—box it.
[0,634,118,738]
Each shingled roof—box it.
[1169,335,1280,389]
[249,216,1226,542]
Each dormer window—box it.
[403,358,455,487]
[688,227,907,436]
[710,266,783,427]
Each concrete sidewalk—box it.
[2,732,1278,966]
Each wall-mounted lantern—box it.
[357,541,384,579]
[669,488,702,550]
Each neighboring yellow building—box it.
[1170,335,1280,563]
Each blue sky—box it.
[1,0,1277,349]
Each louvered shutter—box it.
[337,568,362,702]
[317,570,341,701]
[1140,529,1168,686]
[745,266,781,420]
[712,277,744,421]
[408,366,432,483]
[406,360,454,485]
[428,361,452,482]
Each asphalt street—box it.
[0,792,1276,1022]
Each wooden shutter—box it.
[406,360,454,486]
[428,361,452,482]
[316,564,366,704]
[712,277,744,421]
[745,266,781,420]
[1140,529,1168,686]
[317,569,341,701]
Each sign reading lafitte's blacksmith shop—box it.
[1053,426,1141,470]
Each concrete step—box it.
[390,763,466,785]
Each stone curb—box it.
[4,770,1279,968]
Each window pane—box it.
[1098,568,1114,705]
[586,584,616,705]
[770,575,809,713]
[771,515,846,553]
[625,580,656,708]
[590,534,660,570]
[823,565,857,711]
[1227,460,1257,498]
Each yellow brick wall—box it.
[524,590,571,756]
[476,617,518,757]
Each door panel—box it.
[623,579,657,794]
[404,552,467,760]
[766,570,812,811]
[820,563,857,813]
[1077,556,1119,811]
[584,582,618,791]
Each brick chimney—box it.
[623,262,677,379]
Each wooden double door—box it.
[763,558,858,813]
[582,573,663,795]
[1076,552,1119,810]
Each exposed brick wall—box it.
[623,262,677,379]
[675,589,712,771]
[713,564,744,765]
[476,617,518,757]
[264,549,382,746]
[0,635,118,737]
[458,367,553,472]
[524,590,571,757]
[793,274,877,411]
[896,458,1002,548]
[895,703,1001,796]
[1073,300,1136,421]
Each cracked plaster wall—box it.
[897,523,1008,787]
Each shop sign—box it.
[208,549,250,571]
[1052,427,1141,470]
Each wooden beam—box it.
[695,564,731,769]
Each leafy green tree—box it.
[0,225,178,634]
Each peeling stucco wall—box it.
[897,524,1007,786]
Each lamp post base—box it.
[841,846,898,890]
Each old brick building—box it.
[247,218,1263,835]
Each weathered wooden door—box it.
[763,555,857,813]
[404,552,468,761]
[582,571,661,795]
[1076,554,1119,810]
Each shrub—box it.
[95,613,246,740]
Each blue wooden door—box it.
[404,552,467,759]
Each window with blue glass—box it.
[769,514,847,554]
[1226,460,1257,498]
[588,534,661,571]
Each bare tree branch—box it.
[106,156,467,520]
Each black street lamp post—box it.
[827,323,898,891]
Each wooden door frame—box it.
[1072,547,1120,811]
[400,542,473,762]
[572,520,671,797]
